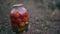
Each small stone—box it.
[35,29,41,32]
[45,27,48,30]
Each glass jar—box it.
[10,4,29,33]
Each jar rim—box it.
[12,4,24,7]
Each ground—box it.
[0,0,60,34]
